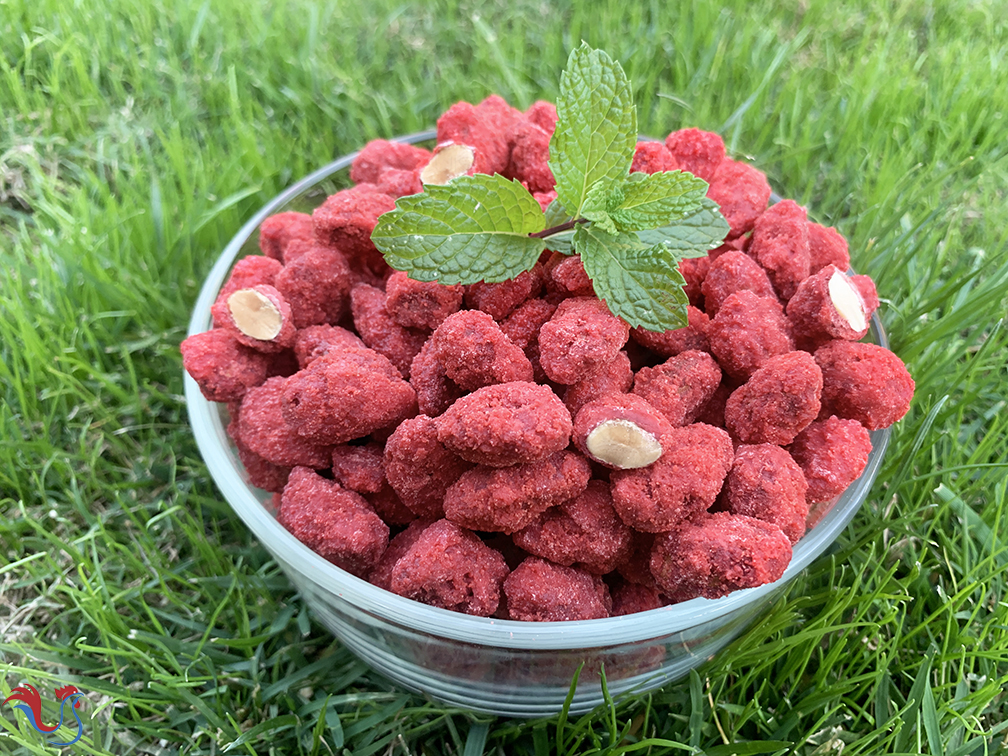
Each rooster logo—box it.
[3,682,86,746]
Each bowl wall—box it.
[184,133,891,716]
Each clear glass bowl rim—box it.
[184,130,891,651]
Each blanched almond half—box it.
[228,288,284,341]
[828,269,867,333]
[585,419,663,469]
[420,144,475,185]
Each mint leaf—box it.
[575,224,689,331]
[550,43,636,218]
[580,181,622,235]
[636,197,730,257]
[609,170,708,231]
[543,230,575,254]
[372,174,546,284]
[543,199,571,228]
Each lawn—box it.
[2,0,1007,753]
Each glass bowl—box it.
[184,131,891,717]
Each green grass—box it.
[2,0,1007,753]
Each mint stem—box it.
[529,218,588,239]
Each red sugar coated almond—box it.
[547,254,595,298]
[678,255,710,309]
[611,580,665,615]
[787,265,870,348]
[278,467,389,577]
[330,441,386,494]
[664,128,725,182]
[506,119,555,194]
[725,351,823,445]
[539,297,630,385]
[513,480,633,574]
[572,392,673,469]
[725,444,809,544]
[650,512,792,601]
[789,416,873,504]
[365,483,418,527]
[504,558,611,621]
[182,329,272,402]
[476,94,524,137]
[389,519,509,617]
[748,199,811,301]
[293,324,367,369]
[706,159,771,239]
[562,350,634,416]
[807,222,850,274]
[258,212,314,263]
[430,310,533,391]
[375,167,423,198]
[219,284,297,353]
[384,271,464,330]
[409,337,464,417]
[436,101,510,176]
[499,298,558,383]
[610,423,734,533]
[350,283,428,379]
[464,266,543,321]
[708,290,795,381]
[814,341,914,430]
[275,245,352,328]
[850,274,880,318]
[237,377,333,468]
[615,531,658,589]
[280,350,417,446]
[384,415,473,519]
[701,250,777,317]
[525,100,558,135]
[368,518,435,591]
[227,413,291,493]
[631,141,678,174]
[436,381,572,467]
[443,450,591,534]
[349,139,431,185]
[632,350,722,427]
[312,187,396,278]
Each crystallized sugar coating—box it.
[430,310,534,390]
[748,200,811,301]
[384,271,464,330]
[610,423,734,533]
[238,377,332,468]
[280,350,417,445]
[786,265,870,347]
[499,298,558,382]
[182,329,272,402]
[443,450,591,533]
[630,306,710,358]
[725,444,808,544]
[258,212,314,262]
[389,519,509,616]
[807,222,850,274]
[789,416,873,504]
[724,351,823,445]
[436,382,573,466]
[514,480,632,573]
[611,580,665,615]
[851,275,880,318]
[664,128,725,182]
[275,245,352,328]
[678,255,710,309]
[293,324,367,369]
[539,297,630,384]
[815,341,914,430]
[278,467,389,577]
[504,558,611,621]
[701,250,777,316]
[507,119,554,194]
[546,254,594,298]
[632,350,722,427]
[313,187,396,277]
[227,413,291,493]
[706,159,771,239]
[368,518,435,591]
[437,101,510,176]
[350,284,428,379]
[525,100,558,134]
[349,139,432,185]
[464,267,542,320]
[384,415,473,519]
[330,441,386,494]
[365,483,417,526]
[573,393,673,469]
[409,337,464,417]
[562,350,634,416]
[650,512,791,601]
[631,141,677,174]
[708,290,795,381]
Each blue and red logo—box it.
[3,682,86,746]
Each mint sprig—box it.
[370,42,729,331]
